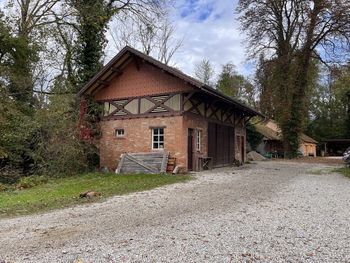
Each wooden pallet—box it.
[116,151,169,174]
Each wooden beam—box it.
[183,91,196,105]
[223,109,234,123]
[244,116,253,125]
[108,99,133,116]
[110,67,122,74]
[144,94,176,114]
[186,99,202,115]
[97,80,109,86]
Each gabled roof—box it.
[255,123,280,140]
[78,46,263,117]
[300,134,318,144]
[255,120,318,144]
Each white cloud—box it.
[169,0,252,78]
[105,0,253,80]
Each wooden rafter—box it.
[110,67,122,74]
[97,80,109,86]
[235,114,245,126]
[244,116,253,125]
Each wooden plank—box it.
[124,154,159,174]
[160,152,169,173]
[116,152,169,174]
[115,154,125,174]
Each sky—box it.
[0,0,252,80]
[106,0,253,80]
[170,0,252,77]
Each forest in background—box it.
[0,0,350,183]
[0,0,178,183]
[194,57,350,143]
[194,1,350,154]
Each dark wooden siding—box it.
[208,122,234,167]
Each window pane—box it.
[152,128,165,149]
[116,129,124,137]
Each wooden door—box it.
[208,123,234,167]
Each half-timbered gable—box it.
[78,46,262,172]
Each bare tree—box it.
[194,59,215,85]
[237,0,350,157]
[110,10,183,65]
[157,18,183,65]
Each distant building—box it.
[322,139,350,156]
[254,120,317,157]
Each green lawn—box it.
[334,167,350,178]
[0,173,190,218]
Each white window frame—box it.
[196,130,201,152]
[115,128,125,137]
[152,128,164,149]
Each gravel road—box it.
[1,161,349,263]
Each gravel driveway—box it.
[1,161,349,263]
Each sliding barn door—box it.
[208,122,234,167]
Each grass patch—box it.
[333,167,350,178]
[308,169,326,175]
[0,173,190,218]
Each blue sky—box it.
[106,0,251,80]
[167,0,250,79]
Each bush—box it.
[16,175,49,189]
[0,165,22,184]
[0,183,10,192]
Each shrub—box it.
[0,166,22,184]
[0,183,9,192]
[16,176,49,189]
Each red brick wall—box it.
[183,114,209,170]
[99,116,187,171]
[98,113,247,171]
[94,62,193,101]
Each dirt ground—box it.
[0,161,349,263]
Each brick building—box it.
[78,46,262,171]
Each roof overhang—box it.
[77,46,264,118]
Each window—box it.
[115,129,125,137]
[152,128,164,149]
[196,130,201,152]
